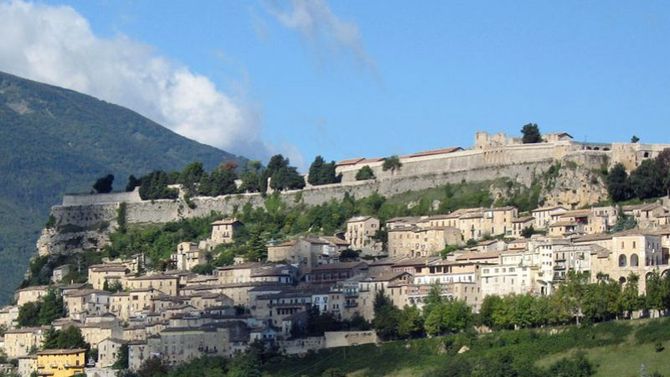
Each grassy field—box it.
[263,318,670,377]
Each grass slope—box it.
[0,71,246,303]
[264,318,670,377]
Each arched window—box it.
[619,276,627,284]
[619,254,627,267]
[630,254,639,267]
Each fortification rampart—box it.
[50,158,556,230]
[62,188,142,206]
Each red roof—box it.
[403,147,463,159]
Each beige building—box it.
[267,237,347,267]
[623,203,669,229]
[345,216,382,255]
[128,322,249,370]
[511,216,535,238]
[480,262,538,298]
[588,233,668,293]
[62,289,110,320]
[357,271,412,320]
[386,216,463,258]
[210,218,242,246]
[97,338,127,368]
[88,264,128,290]
[15,285,49,307]
[4,327,44,359]
[123,274,180,296]
[531,206,568,229]
[79,322,122,347]
[17,355,36,377]
[171,242,207,271]
[0,305,19,329]
[109,289,158,321]
[51,265,71,284]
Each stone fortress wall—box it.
[46,131,670,237]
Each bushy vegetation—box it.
[92,174,114,194]
[355,165,375,181]
[521,123,542,144]
[101,178,549,271]
[606,149,670,202]
[308,156,341,186]
[382,155,402,173]
[43,326,88,350]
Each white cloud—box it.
[0,0,275,160]
[265,0,377,74]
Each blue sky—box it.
[6,1,670,168]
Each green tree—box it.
[382,155,402,173]
[226,351,261,377]
[520,226,535,238]
[646,270,667,317]
[239,160,263,193]
[138,171,178,200]
[17,301,40,327]
[629,159,664,199]
[43,326,88,349]
[397,305,424,338]
[93,174,114,194]
[631,135,640,143]
[521,123,542,143]
[137,357,169,377]
[125,175,141,192]
[620,273,642,318]
[478,295,502,329]
[199,167,238,197]
[547,352,595,377]
[372,290,400,340]
[424,299,472,336]
[355,165,375,181]
[37,289,65,325]
[178,162,205,196]
[112,344,129,369]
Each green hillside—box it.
[0,71,246,303]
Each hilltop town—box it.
[3,130,670,376]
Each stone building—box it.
[4,327,45,359]
[17,355,36,377]
[587,232,668,293]
[15,285,49,307]
[88,264,128,290]
[210,218,242,246]
[171,242,207,271]
[97,338,127,368]
[266,237,346,267]
[531,206,568,229]
[386,216,462,258]
[128,322,249,370]
[123,274,180,296]
[511,216,535,238]
[344,216,382,255]
[357,271,412,320]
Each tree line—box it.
[370,270,670,343]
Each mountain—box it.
[0,71,246,302]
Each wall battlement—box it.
[47,131,670,237]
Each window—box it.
[630,254,639,267]
[619,254,627,267]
